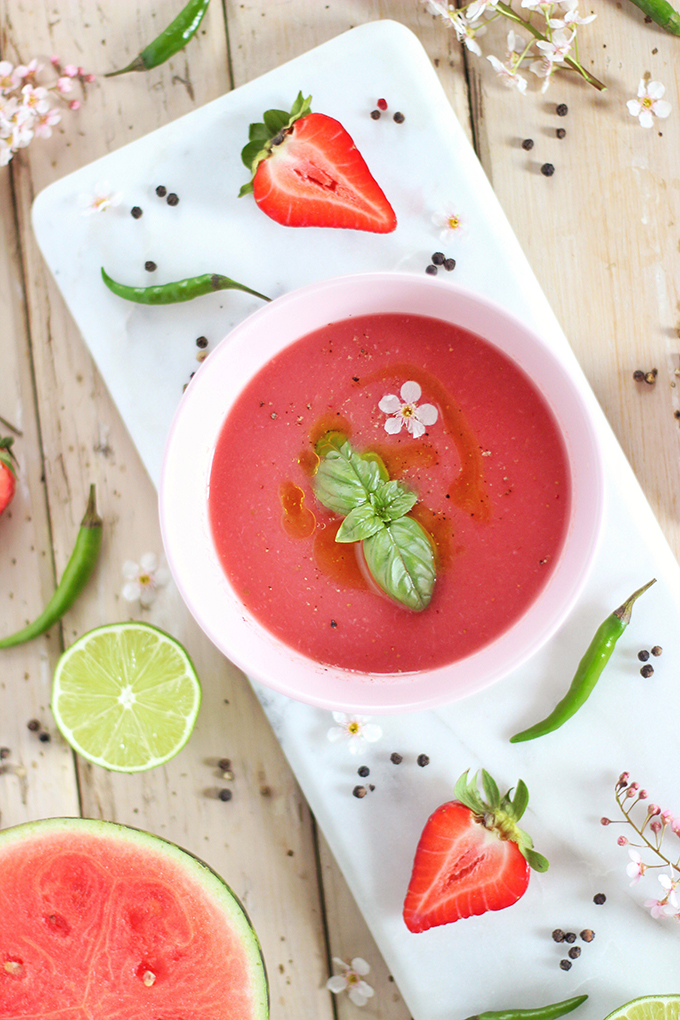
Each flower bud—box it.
[647,803,661,815]
[650,820,662,833]
[69,99,81,110]
[600,817,611,826]
[639,790,648,800]
[617,835,628,845]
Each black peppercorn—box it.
[390,752,403,764]
[521,138,534,150]
[131,206,143,218]
[568,946,581,959]
[556,127,567,139]
[393,111,405,123]
[541,163,555,177]
[559,959,572,971]
[0,747,10,759]
[425,265,438,276]
[443,258,456,271]
[370,109,381,120]
[580,929,595,942]
[196,336,209,348]
[645,369,658,384]
[353,785,367,798]
[552,929,566,942]
[633,369,645,381]
[217,757,231,771]
[417,753,430,767]
[640,663,654,678]
[431,252,445,266]
[39,731,51,742]
[167,193,179,206]
[330,619,337,628]
[357,765,370,777]
[593,892,606,904]
[218,788,232,802]
[155,185,167,197]
[564,932,577,943]
[638,649,650,661]
[144,261,157,272]
[651,645,663,656]
[27,719,40,732]
[556,103,568,116]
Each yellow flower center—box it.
[642,97,653,108]
[447,215,460,230]
[139,573,151,586]
[401,404,415,418]
[348,721,360,734]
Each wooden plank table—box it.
[1,2,678,1017]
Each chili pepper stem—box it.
[104,56,146,78]
[613,577,656,624]
[82,483,103,528]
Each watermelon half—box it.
[0,816,269,1019]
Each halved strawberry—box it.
[403,769,548,933]
[0,435,18,517]
[239,92,397,233]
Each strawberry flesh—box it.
[403,801,530,933]
[252,112,397,233]
[0,463,16,516]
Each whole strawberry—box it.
[0,435,18,517]
[403,768,548,933]
[239,92,397,233]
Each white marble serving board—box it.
[32,20,680,1020]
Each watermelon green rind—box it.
[0,816,269,1020]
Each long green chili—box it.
[625,0,680,34]
[510,579,656,742]
[463,995,588,1020]
[105,0,211,77]
[0,485,103,649]
[101,267,271,305]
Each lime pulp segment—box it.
[604,997,680,1020]
[52,622,201,772]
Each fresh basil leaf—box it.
[363,517,436,611]
[336,505,385,543]
[372,479,418,521]
[313,441,381,515]
[362,450,390,482]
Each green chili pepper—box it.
[463,995,588,1020]
[105,0,211,77]
[625,0,680,34]
[0,485,103,649]
[101,267,271,305]
[510,579,656,743]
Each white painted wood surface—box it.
[1,2,678,1018]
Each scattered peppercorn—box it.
[556,103,568,116]
[0,747,10,759]
[27,719,40,732]
[633,369,645,381]
[357,765,370,777]
[196,336,209,348]
[330,619,337,628]
[377,98,388,111]
[353,785,367,798]
[638,649,650,661]
[443,257,456,271]
[167,193,179,206]
[552,929,566,942]
[580,929,595,942]
[564,932,577,943]
[559,960,572,971]
[640,663,654,678]
[417,753,430,767]
[393,111,405,123]
[144,261,157,272]
[556,127,567,139]
[155,185,167,197]
[370,109,381,120]
[217,757,231,771]
[593,892,606,904]
[218,788,232,802]
[651,645,663,656]
[521,138,534,150]
[426,265,438,276]
[645,369,658,384]
[131,206,143,219]
[432,252,445,266]
[568,946,581,959]
[675,411,680,420]
[541,163,555,177]
[390,752,403,764]
[38,731,51,742]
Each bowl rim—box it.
[159,271,605,714]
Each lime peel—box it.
[604,996,680,1020]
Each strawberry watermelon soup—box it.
[0,816,268,1020]
[208,311,571,675]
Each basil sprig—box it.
[313,433,436,612]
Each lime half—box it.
[604,997,680,1020]
[52,622,201,772]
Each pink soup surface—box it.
[208,312,570,675]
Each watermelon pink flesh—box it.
[0,817,268,1020]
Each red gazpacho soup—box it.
[208,312,570,674]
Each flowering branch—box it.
[423,0,605,94]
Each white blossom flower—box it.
[626,848,647,885]
[627,79,671,128]
[33,108,61,139]
[535,29,575,64]
[487,54,528,93]
[379,381,438,438]
[432,207,463,241]
[78,180,123,215]
[549,0,596,28]
[327,713,382,755]
[529,54,556,91]
[423,0,455,19]
[520,0,553,12]
[326,958,375,1007]
[122,553,170,608]
[466,0,498,22]
[644,874,679,918]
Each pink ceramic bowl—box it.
[159,272,604,714]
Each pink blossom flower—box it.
[327,713,382,754]
[63,64,79,77]
[56,76,74,94]
[0,61,18,92]
[326,958,374,1007]
[33,108,61,139]
[645,874,679,919]
[627,79,671,129]
[432,207,463,241]
[20,83,50,115]
[379,381,438,438]
[78,180,123,215]
[14,59,41,80]
[487,54,528,93]
[626,848,647,885]
[535,29,575,64]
